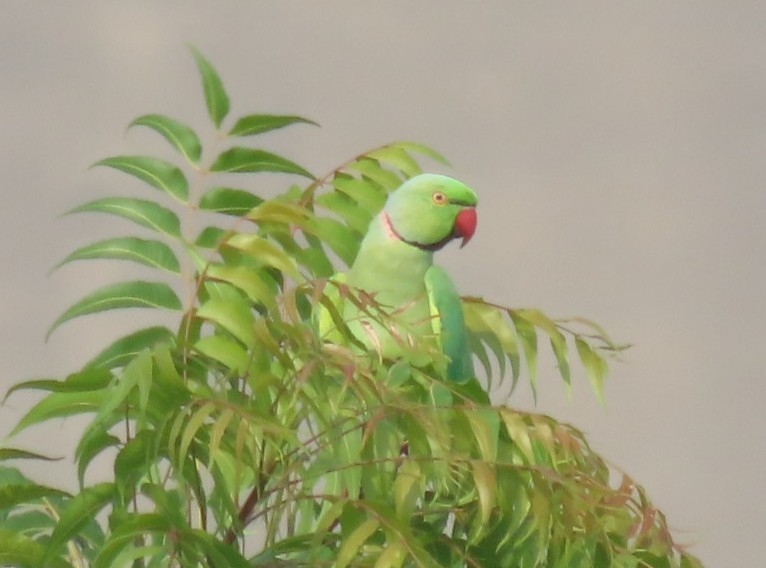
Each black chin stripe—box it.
[382,212,453,251]
[400,235,452,252]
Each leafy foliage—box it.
[0,48,702,567]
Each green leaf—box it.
[429,382,453,407]
[48,280,182,338]
[332,174,388,213]
[196,296,256,348]
[499,410,535,463]
[471,460,497,526]
[91,350,152,429]
[315,190,372,233]
[1,510,60,541]
[75,427,120,486]
[550,335,571,389]
[54,236,180,273]
[0,483,68,509]
[394,141,450,165]
[308,217,360,267]
[3,369,112,401]
[198,186,264,215]
[68,197,181,237]
[516,308,571,387]
[375,539,408,567]
[93,513,172,568]
[575,338,608,404]
[229,113,318,136]
[147,348,192,415]
[113,432,156,496]
[43,483,114,564]
[195,226,227,248]
[247,199,312,226]
[210,147,314,179]
[94,155,189,202]
[0,448,61,462]
[0,465,29,485]
[85,326,175,370]
[194,334,250,373]
[393,459,422,520]
[0,483,67,509]
[312,500,345,542]
[337,517,379,568]
[0,529,69,568]
[463,300,520,385]
[10,390,106,437]
[463,409,499,461]
[129,113,202,164]
[467,332,494,380]
[367,145,422,177]
[223,233,301,278]
[509,311,538,395]
[347,157,404,191]
[274,231,335,277]
[177,401,217,466]
[189,46,230,128]
[103,543,166,568]
[185,529,251,568]
[206,264,277,310]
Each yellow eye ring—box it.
[432,191,447,204]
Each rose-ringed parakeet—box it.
[325,173,478,382]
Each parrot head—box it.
[382,174,478,251]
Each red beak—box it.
[454,207,477,248]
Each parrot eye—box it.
[432,191,447,204]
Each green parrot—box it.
[324,173,478,382]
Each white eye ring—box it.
[432,191,447,204]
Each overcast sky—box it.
[2,2,765,565]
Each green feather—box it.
[320,173,478,382]
[425,265,474,381]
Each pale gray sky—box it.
[2,2,765,565]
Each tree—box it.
[0,48,703,568]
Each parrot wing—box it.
[425,264,474,382]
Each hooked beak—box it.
[454,207,477,248]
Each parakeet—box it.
[326,173,478,382]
